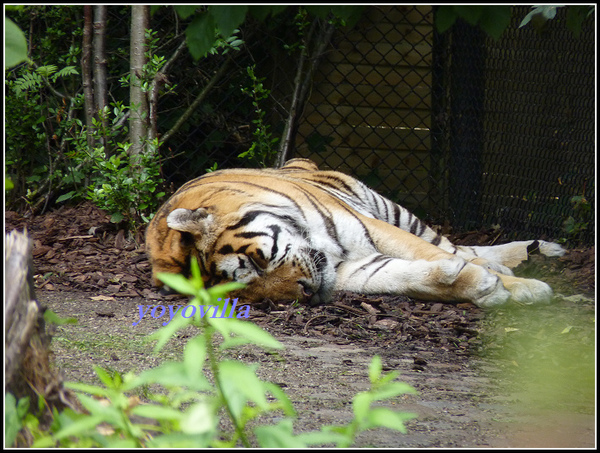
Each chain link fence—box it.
[292,5,594,243]
[433,6,595,243]
[9,6,593,243]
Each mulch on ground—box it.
[5,202,595,355]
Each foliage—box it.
[520,5,595,37]
[5,5,363,215]
[6,258,417,447]
[6,87,167,227]
[5,8,168,225]
[84,138,166,226]
[179,5,363,61]
[239,65,279,167]
[435,5,595,39]
[5,15,29,68]
[561,194,593,245]
[435,5,511,40]
[5,7,86,209]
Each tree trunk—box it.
[129,5,150,156]
[93,5,108,152]
[81,5,95,151]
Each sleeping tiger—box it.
[145,158,565,307]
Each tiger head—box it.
[147,206,335,305]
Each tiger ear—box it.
[167,208,214,235]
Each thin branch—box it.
[147,39,187,142]
[159,57,233,146]
[275,18,336,167]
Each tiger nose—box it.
[298,280,318,302]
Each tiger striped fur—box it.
[145,158,565,307]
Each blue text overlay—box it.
[132,298,250,326]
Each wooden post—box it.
[5,230,74,446]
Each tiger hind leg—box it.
[335,254,553,308]
[457,240,566,270]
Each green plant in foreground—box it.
[7,259,416,447]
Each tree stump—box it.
[5,229,74,445]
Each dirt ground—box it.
[6,202,597,448]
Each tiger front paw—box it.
[501,277,554,305]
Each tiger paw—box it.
[502,277,554,305]
[537,240,566,258]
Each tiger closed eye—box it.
[247,253,268,270]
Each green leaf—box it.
[4,393,21,447]
[294,427,350,447]
[435,6,458,33]
[561,325,574,334]
[256,418,347,448]
[371,381,418,401]
[183,336,207,380]
[56,191,76,203]
[263,382,296,417]
[52,412,105,440]
[206,281,245,301]
[189,255,203,286]
[255,419,302,448]
[479,6,511,40]
[186,13,217,60]
[131,361,211,391]
[180,401,217,435]
[520,5,562,30]
[366,407,417,433]
[94,366,116,389]
[209,5,248,38]
[352,392,372,421]
[36,64,58,77]
[5,17,28,68]
[64,381,112,398]
[131,404,184,422]
[157,272,199,295]
[520,7,540,28]
[248,5,289,21]
[368,355,382,383]
[146,432,212,448]
[210,317,283,350]
[454,5,483,25]
[72,394,123,427]
[218,360,269,421]
[43,309,77,326]
[110,212,124,223]
[174,5,198,20]
[541,5,560,20]
[145,309,196,354]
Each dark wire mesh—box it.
[93,6,593,244]
[435,6,595,243]
[294,5,595,243]
[296,6,435,218]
